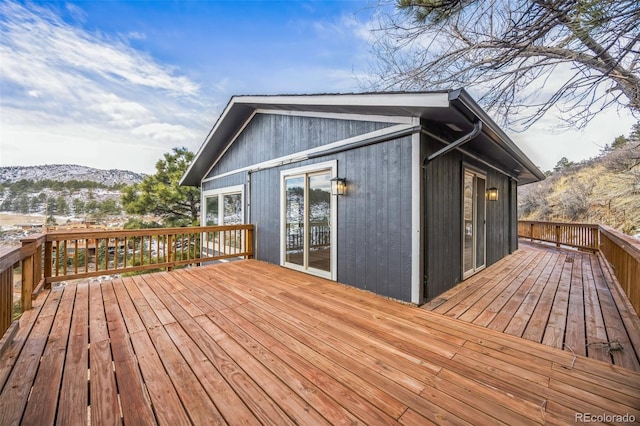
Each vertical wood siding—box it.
[206,114,394,179]
[205,114,412,302]
[424,136,516,301]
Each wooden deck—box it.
[424,240,640,372]
[1,260,639,425]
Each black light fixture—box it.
[330,177,346,196]
[486,187,499,201]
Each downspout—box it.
[247,171,254,258]
[246,171,252,224]
[422,120,482,301]
[425,121,482,163]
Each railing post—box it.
[530,223,534,243]
[167,234,174,271]
[245,227,253,259]
[555,225,561,248]
[44,240,52,289]
[21,254,33,312]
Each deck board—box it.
[424,241,640,371]
[1,255,639,424]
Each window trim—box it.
[280,161,337,281]
[202,184,245,226]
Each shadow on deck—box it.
[424,240,640,372]
[1,259,639,424]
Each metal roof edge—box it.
[451,89,546,182]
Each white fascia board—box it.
[236,92,451,109]
[182,96,241,186]
[200,110,257,186]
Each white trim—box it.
[255,108,413,124]
[203,123,414,183]
[236,92,450,108]
[280,160,337,281]
[202,184,245,226]
[461,167,487,279]
[200,111,258,187]
[411,131,423,304]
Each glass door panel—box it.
[463,172,474,275]
[463,169,486,278]
[285,176,305,267]
[308,172,331,273]
[283,168,333,278]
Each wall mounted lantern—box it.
[486,187,499,201]
[330,177,347,196]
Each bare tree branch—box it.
[366,0,640,130]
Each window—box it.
[202,185,244,226]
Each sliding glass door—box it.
[462,169,486,278]
[282,163,335,279]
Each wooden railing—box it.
[0,234,46,345]
[519,220,639,316]
[45,224,253,282]
[518,220,599,251]
[599,225,640,316]
[0,225,253,342]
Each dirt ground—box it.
[0,213,47,227]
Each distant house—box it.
[181,90,545,304]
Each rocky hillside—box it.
[0,165,144,186]
[518,139,640,236]
[0,165,145,223]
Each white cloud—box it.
[0,1,209,173]
[131,123,197,142]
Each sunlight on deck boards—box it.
[424,240,640,372]
[0,259,639,425]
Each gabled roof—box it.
[181,89,545,186]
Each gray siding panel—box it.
[485,169,511,265]
[250,168,281,264]
[424,136,515,301]
[201,173,246,192]
[425,146,463,301]
[245,136,413,302]
[206,114,394,179]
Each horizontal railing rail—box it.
[45,224,254,283]
[518,220,599,251]
[0,234,46,344]
[519,220,639,316]
[599,225,640,316]
[0,225,253,343]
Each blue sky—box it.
[0,0,636,174]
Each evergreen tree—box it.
[611,135,628,150]
[121,147,200,226]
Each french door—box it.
[462,168,486,278]
[281,162,336,279]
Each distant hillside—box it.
[0,165,145,186]
[518,140,640,236]
[0,165,145,223]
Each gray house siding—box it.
[248,138,413,302]
[424,143,463,300]
[204,113,414,302]
[202,173,245,192]
[423,136,517,301]
[485,168,516,266]
[205,114,395,179]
